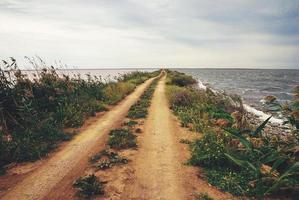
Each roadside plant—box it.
[73,174,104,197]
[89,149,128,170]
[127,78,158,119]
[225,117,299,199]
[189,131,229,167]
[194,192,214,200]
[108,128,137,149]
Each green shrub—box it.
[73,174,104,197]
[89,149,128,170]
[103,82,135,104]
[168,71,197,87]
[189,132,229,166]
[127,78,158,119]
[194,192,214,200]
[108,129,137,149]
[204,167,253,196]
[124,120,138,127]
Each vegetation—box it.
[108,128,137,149]
[194,192,214,200]
[0,58,158,172]
[123,120,138,127]
[73,174,105,198]
[127,77,159,119]
[166,70,299,199]
[89,149,128,170]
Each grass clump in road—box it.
[73,174,105,198]
[127,78,159,119]
[194,192,214,200]
[123,120,138,127]
[89,149,128,170]
[108,128,137,149]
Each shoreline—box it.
[196,79,290,135]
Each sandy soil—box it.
[1,77,156,200]
[101,74,234,200]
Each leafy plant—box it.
[189,132,229,166]
[89,149,128,170]
[73,174,104,197]
[194,192,214,200]
[225,117,299,199]
[108,129,137,149]
[124,120,138,127]
[127,78,158,119]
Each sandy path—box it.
[2,77,156,200]
[119,74,234,200]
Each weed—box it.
[127,77,159,119]
[179,139,192,144]
[204,167,253,196]
[124,120,138,127]
[194,192,214,200]
[89,149,128,170]
[166,70,197,87]
[73,174,104,198]
[108,129,137,149]
[189,132,229,166]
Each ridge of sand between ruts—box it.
[119,74,234,200]
[2,76,157,200]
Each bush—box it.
[73,174,104,197]
[195,192,214,200]
[204,167,253,196]
[168,71,197,87]
[103,82,135,104]
[124,120,138,127]
[189,132,229,166]
[108,129,137,149]
[127,78,158,119]
[89,149,128,170]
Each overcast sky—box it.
[0,0,299,68]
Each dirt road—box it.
[119,75,233,200]
[2,77,156,200]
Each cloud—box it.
[0,0,298,68]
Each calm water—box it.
[177,69,299,108]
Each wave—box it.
[243,104,283,125]
[197,81,284,125]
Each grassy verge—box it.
[0,57,159,172]
[166,70,299,199]
[127,77,159,119]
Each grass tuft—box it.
[108,129,137,149]
[73,174,105,198]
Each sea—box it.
[176,69,299,109]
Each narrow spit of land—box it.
[2,77,156,200]
[119,74,233,200]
